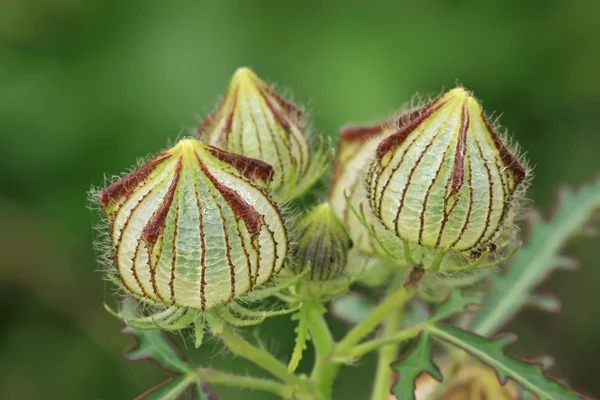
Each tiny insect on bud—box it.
[368,88,527,260]
[290,203,352,282]
[98,138,287,311]
[198,67,328,202]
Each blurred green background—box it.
[1,1,599,399]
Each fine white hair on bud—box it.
[329,107,426,255]
[98,138,287,311]
[367,87,528,254]
[198,67,328,202]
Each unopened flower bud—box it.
[329,109,424,255]
[368,88,527,257]
[98,138,287,311]
[198,67,327,202]
[290,203,352,282]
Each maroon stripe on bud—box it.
[197,92,229,136]
[339,123,387,143]
[263,85,304,124]
[481,112,526,185]
[195,153,262,237]
[376,101,447,159]
[142,157,183,248]
[448,105,470,197]
[259,87,292,132]
[218,87,238,147]
[206,145,273,184]
[98,153,169,211]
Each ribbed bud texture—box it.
[367,88,526,252]
[99,139,287,310]
[198,67,323,202]
[291,203,352,281]
[329,110,421,254]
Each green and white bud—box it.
[98,138,287,311]
[290,203,352,282]
[329,109,423,256]
[198,67,328,202]
[367,88,527,264]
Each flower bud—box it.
[413,361,518,399]
[198,67,327,202]
[98,138,287,311]
[290,203,352,282]
[368,88,527,256]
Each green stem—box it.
[218,326,302,385]
[370,272,405,400]
[305,300,335,398]
[342,325,423,360]
[371,308,402,399]
[311,273,417,398]
[198,368,293,398]
[335,284,416,355]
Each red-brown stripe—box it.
[448,105,469,198]
[480,112,526,185]
[376,100,447,159]
[142,157,183,248]
[192,176,207,311]
[418,130,456,245]
[206,145,273,184]
[99,153,169,213]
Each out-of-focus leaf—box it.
[330,292,376,325]
[120,300,193,374]
[390,332,442,400]
[429,290,480,322]
[137,375,195,400]
[471,179,600,335]
[120,300,216,400]
[428,324,582,400]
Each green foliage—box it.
[472,179,600,335]
[120,301,213,400]
[288,308,310,373]
[429,290,480,322]
[390,332,441,400]
[428,324,582,400]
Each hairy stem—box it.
[305,300,335,398]
[198,368,293,398]
[312,268,419,398]
[343,325,423,360]
[371,273,405,400]
[335,284,416,355]
[217,325,302,386]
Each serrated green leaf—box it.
[120,300,193,374]
[120,301,216,399]
[428,324,582,400]
[330,292,376,325]
[288,307,310,373]
[390,332,442,400]
[472,179,600,336]
[430,290,480,322]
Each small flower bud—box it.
[98,138,287,311]
[198,67,326,202]
[290,203,352,282]
[368,88,527,256]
